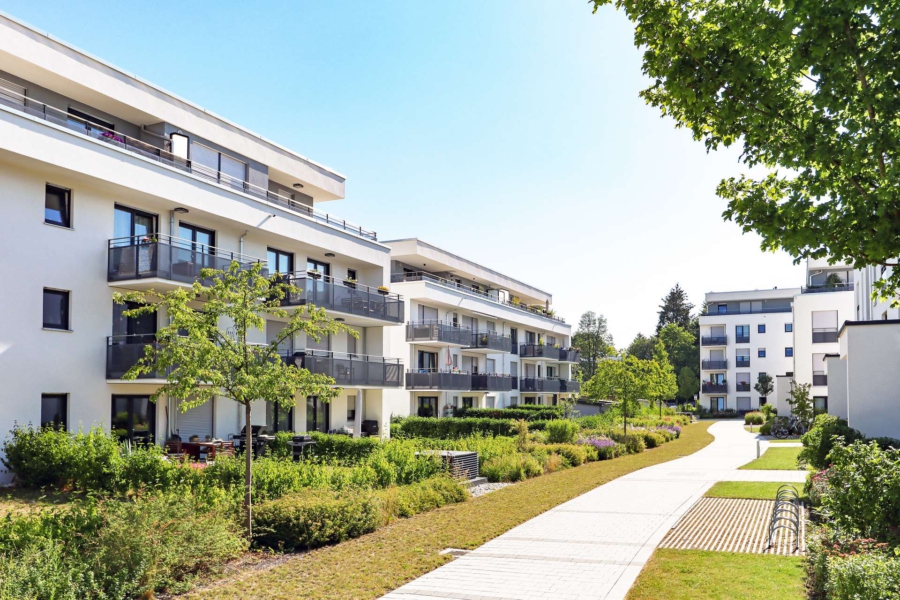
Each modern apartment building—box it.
[0,13,407,468]
[385,239,579,417]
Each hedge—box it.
[394,416,515,439]
[454,406,565,421]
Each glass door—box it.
[114,205,157,241]
[306,396,330,433]
[112,301,157,344]
[417,396,438,417]
[111,395,156,444]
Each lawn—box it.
[705,481,802,500]
[739,446,803,470]
[0,488,72,518]
[626,549,805,600]
[179,421,715,599]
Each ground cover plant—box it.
[704,481,802,501]
[738,446,802,471]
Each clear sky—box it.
[3,0,804,345]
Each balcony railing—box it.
[702,382,727,393]
[470,374,513,392]
[108,234,266,284]
[813,329,839,343]
[406,321,472,345]
[736,357,751,367]
[701,336,728,346]
[282,349,402,387]
[520,377,562,393]
[519,344,562,361]
[559,379,581,393]
[558,349,582,363]
[405,370,472,390]
[466,331,512,353]
[701,360,728,370]
[280,273,404,324]
[813,372,828,386]
[736,382,751,392]
[0,83,377,241]
[736,335,750,344]
[106,335,168,379]
[390,271,565,323]
[802,282,854,294]
[704,307,792,315]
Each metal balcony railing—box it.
[405,369,472,390]
[0,82,377,241]
[702,360,728,370]
[470,374,513,392]
[736,335,750,344]
[520,377,562,393]
[802,282,854,294]
[282,349,402,387]
[813,329,839,343]
[106,335,168,379]
[736,382,751,392]
[519,344,562,361]
[701,336,728,346]
[813,372,828,386]
[558,349,582,363]
[108,234,266,284]
[704,307,792,315]
[406,321,472,345]
[736,357,751,367]
[466,331,513,353]
[390,271,565,323]
[702,382,728,394]
[280,272,404,324]
[559,379,581,393]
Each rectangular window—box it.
[114,204,157,240]
[416,396,438,418]
[266,403,293,433]
[758,348,766,358]
[267,248,294,275]
[111,395,155,444]
[736,397,751,411]
[758,324,766,333]
[785,323,793,332]
[510,396,518,406]
[45,184,71,227]
[307,258,331,277]
[347,396,356,421]
[814,396,828,414]
[41,394,67,429]
[68,106,115,131]
[306,396,330,432]
[43,289,70,330]
[717,304,727,314]
[785,347,794,357]
[735,325,750,343]
[346,268,357,281]
[463,397,475,408]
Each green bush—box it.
[759,404,777,421]
[393,416,514,439]
[535,443,587,466]
[454,406,565,421]
[267,431,294,460]
[306,433,382,463]
[800,414,865,470]
[545,420,579,444]
[609,432,646,454]
[827,551,900,599]
[759,421,773,436]
[481,453,543,482]
[252,489,381,551]
[410,435,518,467]
[378,476,468,520]
[639,431,667,449]
[744,411,765,425]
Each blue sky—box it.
[4,0,804,344]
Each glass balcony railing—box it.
[701,336,728,346]
[520,377,562,393]
[466,331,512,353]
[704,307,792,315]
[106,334,168,379]
[280,273,404,324]
[470,374,513,392]
[405,370,472,390]
[702,360,728,370]
[802,282,854,294]
[736,382,751,392]
[406,321,472,345]
[702,382,728,393]
[813,372,828,386]
[282,349,402,387]
[558,349,582,363]
[813,329,839,343]
[519,344,561,361]
[559,379,581,393]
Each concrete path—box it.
[381,421,806,600]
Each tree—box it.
[650,339,678,417]
[656,284,694,334]
[676,366,700,403]
[584,355,647,435]
[658,323,700,401]
[787,382,815,428]
[754,373,775,406]
[626,333,657,361]
[114,262,351,536]
[593,1,900,303]
[572,311,615,380]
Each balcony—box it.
[704,307,792,315]
[406,321,472,345]
[405,370,472,390]
[0,82,377,242]
[813,372,828,386]
[702,360,728,370]
[465,331,513,354]
[558,349,582,363]
[282,350,402,387]
[106,335,168,380]
[802,282,854,294]
[281,273,404,324]
[470,374,513,392]
[736,335,750,344]
[701,336,728,346]
[520,377,562,393]
[559,379,581,393]
[391,271,565,324]
[736,382,751,392]
[813,329,839,343]
[702,382,727,394]
[736,357,751,368]
[519,344,561,361]
[108,235,266,288]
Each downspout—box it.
[240,230,249,257]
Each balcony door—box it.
[710,372,725,385]
[114,205,157,241]
[267,248,294,276]
[307,258,331,277]
[112,301,156,344]
[417,396,438,417]
[510,328,518,354]
[306,396,330,433]
[417,350,437,372]
[178,222,216,270]
[111,395,156,443]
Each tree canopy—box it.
[657,284,694,333]
[593,0,900,303]
[573,311,615,380]
[626,333,657,361]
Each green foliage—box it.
[744,412,765,425]
[676,366,700,405]
[800,414,865,470]
[454,406,564,421]
[592,1,900,302]
[609,432,646,455]
[251,489,381,551]
[533,443,588,467]
[573,311,614,380]
[481,453,543,482]
[639,431,667,449]
[267,431,294,460]
[544,420,579,444]
[304,433,383,463]
[787,382,815,427]
[656,284,694,334]
[378,476,469,520]
[409,436,519,468]
[754,374,774,401]
[393,416,514,439]
[826,552,900,600]
[626,333,656,361]
[759,404,777,421]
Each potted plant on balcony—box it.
[511,295,521,305]
[480,333,489,345]
[344,277,358,289]
[553,343,560,349]
[377,285,389,295]
[308,269,322,280]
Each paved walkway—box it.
[382,421,806,600]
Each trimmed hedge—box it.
[454,406,565,421]
[744,411,765,425]
[394,416,514,439]
[305,433,383,463]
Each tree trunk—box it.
[244,402,253,538]
[623,400,628,436]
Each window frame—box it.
[40,393,68,430]
[267,247,294,276]
[44,184,72,228]
[42,288,70,331]
[758,323,766,334]
[785,323,793,333]
[758,348,767,358]
[785,347,794,357]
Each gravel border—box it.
[469,482,512,497]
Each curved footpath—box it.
[382,421,806,600]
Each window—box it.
[266,403,293,433]
[463,397,475,408]
[510,396,519,406]
[45,184,71,227]
[785,347,794,357]
[41,394,67,429]
[417,351,438,371]
[347,396,357,421]
[759,397,768,406]
[812,310,839,343]
[68,106,115,131]
[736,397,751,411]
[111,395,155,443]
[43,289,70,330]
[717,304,727,314]
[758,348,766,358]
[486,358,496,374]
[785,323,793,333]
[178,222,215,253]
[307,258,331,277]
[416,396,438,418]
[306,396,331,432]
[814,396,828,414]
[347,268,357,281]
[114,205,157,240]
[710,397,725,411]
[758,324,766,334]
[758,372,767,380]
[736,325,750,343]
[267,248,294,275]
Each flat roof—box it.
[838,318,900,336]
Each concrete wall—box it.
[843,323,900,437]
[825,355,848,420]
[792,290,854,401]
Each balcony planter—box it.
[308,270,322,280]
[344,278,357,289]
[377,286,390,295]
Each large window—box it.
[417,396,438,418]
[736,325,750,342]
[45,184,71,228]
[462,397,475,408]
[710,397,725,411]
[114,205,157,240]
[306,396,330,432]
[112,301,156,341]
[812,310,839,343]
[178,222,215,252]
[111,395,155,443]
[307,258,331,277]
[43,289,70,330]
[814,397,828,414]
[417,350,438,371]
[266,403,293,433]
[41,394,67,430]
[267,247,294,275]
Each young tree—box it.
[593,1,900,303]
[114,262,351,536]
[676,366,700,404]
[572,311,615,380]
[584,355,648,435]
[754,374,775,407]
[658,323,700,401]
[787,382,815,428]
[650,339,678,417]
[656,284,694,333]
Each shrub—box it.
[744,411,765,425]
[610,432,646,454]
[542,453,566,473]
[535,443,587,466]
[252,489,381,551]
[825,550,900,599]
[545,420,579,444]
[306,433,382,463]
[481,453,543,482]
[378,476,468,521]
[800,414,865,470]
[410,435,518,467]
[759,421,773,436]
[393,416,513,439]
[454,406,565,421]
[577,436,619,460]
[759,404,777,421]
[639,431,667,449]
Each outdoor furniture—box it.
[289,435,317,461]
[361,420,379,437]
[181,440,226,462]
[165,439,185,459]
[232,425,274,456]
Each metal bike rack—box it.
[767,484,802,551]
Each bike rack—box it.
[767,484,802,551]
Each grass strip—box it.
[739,446,803,470]
[182,421,715,599]
[626,548,805,600]
[705,481,803,500]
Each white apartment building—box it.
[0,13,408,472]
[384,239,579,417]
